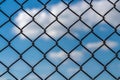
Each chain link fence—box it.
[0,0,120,80]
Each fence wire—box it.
[0,0,120,80]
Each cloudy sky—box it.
[0,0,120,80]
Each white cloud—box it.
[12,0,120,40]
[85,41,118,50]
[49,51,67,60]
[48,50,84,63]
[47,41,117,62]
[70,50,83,61]
[91,0,113,15]
[105,40,118,48]
[46,41,117,62]
[86,42,103,49]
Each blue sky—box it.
[0,0,120,80]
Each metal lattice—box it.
[0,0,120,80]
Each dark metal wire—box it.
[0,0,120,80]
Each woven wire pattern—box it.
[0,0,120,80]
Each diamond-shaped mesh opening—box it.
[46,21,67,40]
[34,59,55,79]
[11,10,32,28]
[22,47,43,66]
[22,22,44,40]
[9,60,31,79]
[81,9,102,27]
[70,46,91,65]
[11,35,32,53]
[58,9,79,27]
[0,0,20,16]
[35,34,56,53]
[82,33,103,52]
[34,9,55,28]
[92,0,113,15]
[58,34,79,53]
[0,22,20,40]
[58,59,79,78]
[93,21,114,40]
[69,1,90,16]
[70,21,91,40]
[0,47,19,66]
[83,58,104,78]
[46,46,67,66]
[94,46,115,65]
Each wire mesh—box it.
[0,0,120,80]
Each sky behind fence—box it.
[0,0,120,80]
